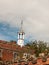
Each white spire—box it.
[17,20,25,47]
[20,20,23,32]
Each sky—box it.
[0,0,49,44]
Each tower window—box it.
[13,52,18,60]
[0,49,3,57]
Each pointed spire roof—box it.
[20,20,23,32]
[18,20,25,34]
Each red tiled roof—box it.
[12,58,49,65]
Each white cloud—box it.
[0,0,49,41]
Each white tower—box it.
[17,20,25,47]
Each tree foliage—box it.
[25,40,48,57]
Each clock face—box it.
[17,39,24,47]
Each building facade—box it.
[0,40,19,64]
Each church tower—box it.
[17,20,25,47]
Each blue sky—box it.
[0,0,49,44]
[0,21,32,44]
[0,21,18,41]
